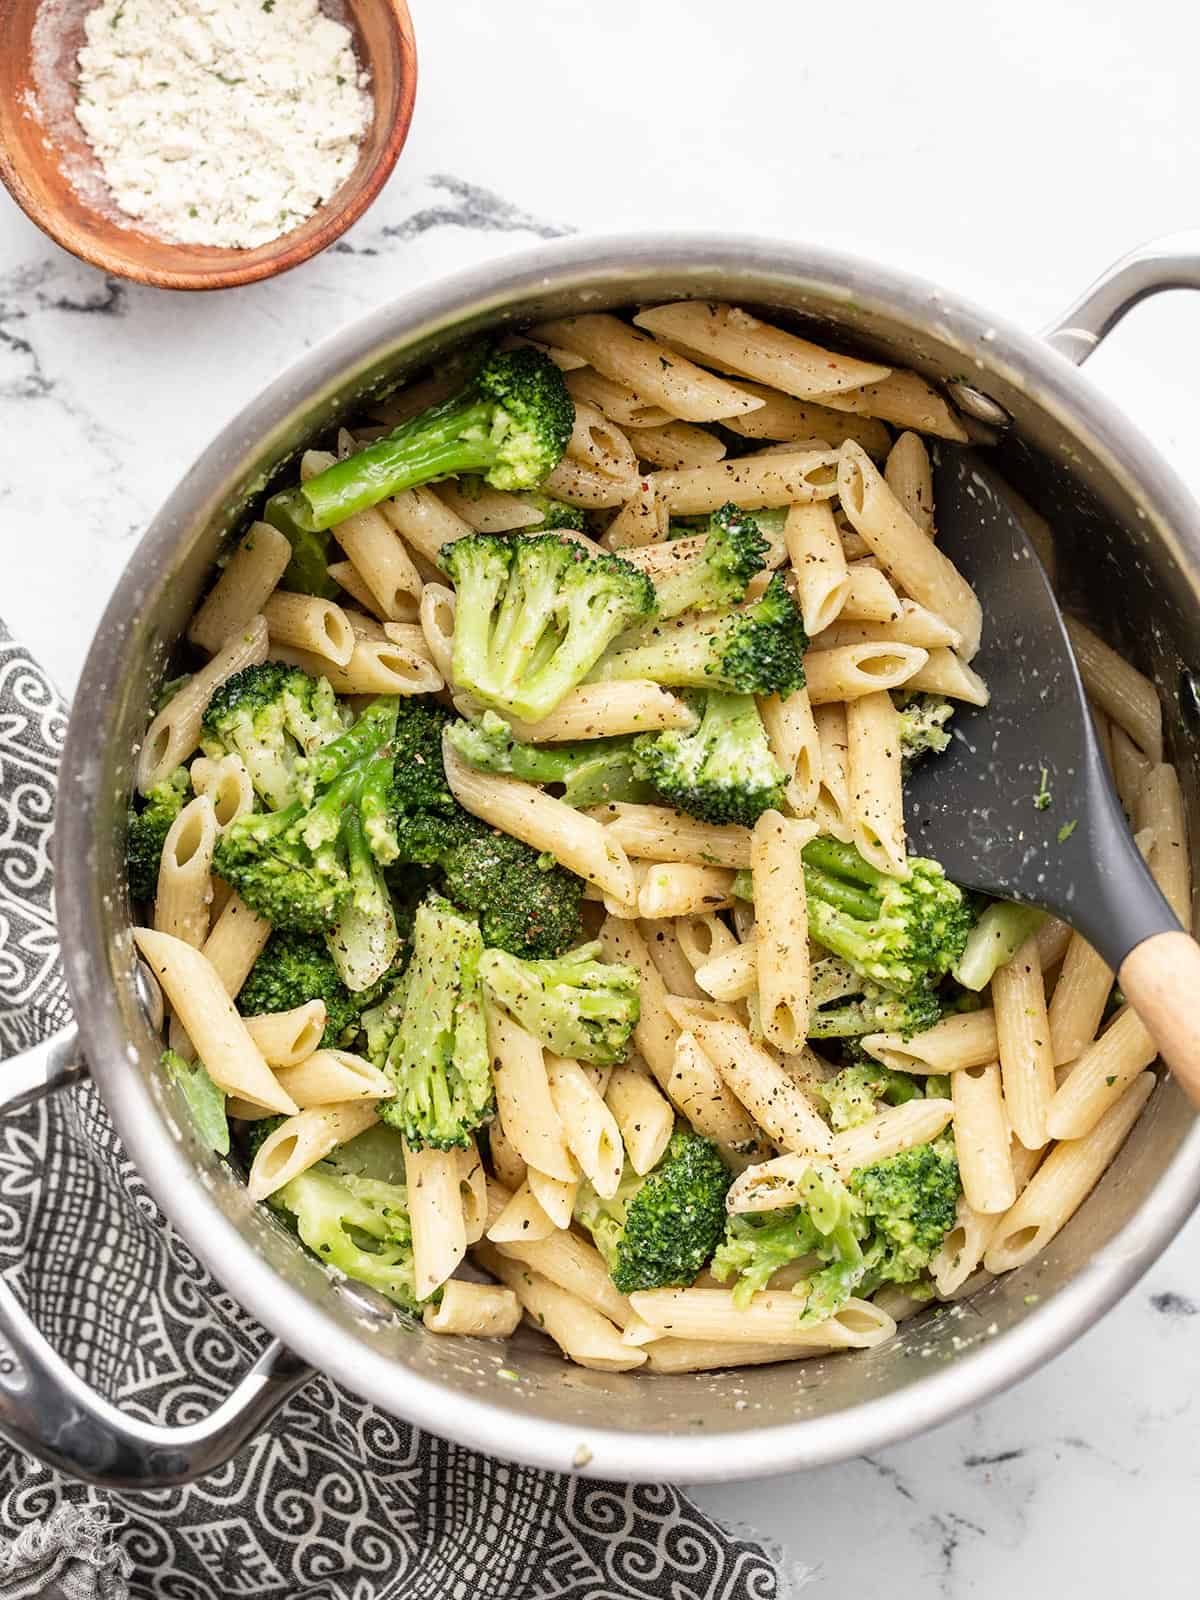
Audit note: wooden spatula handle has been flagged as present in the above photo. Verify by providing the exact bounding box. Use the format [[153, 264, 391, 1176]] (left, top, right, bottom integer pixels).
[[1118, 932, 1200, 1108]]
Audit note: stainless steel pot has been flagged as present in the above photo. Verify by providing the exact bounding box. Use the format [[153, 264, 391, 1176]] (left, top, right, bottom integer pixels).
[[7, 232, 1200, 1488]]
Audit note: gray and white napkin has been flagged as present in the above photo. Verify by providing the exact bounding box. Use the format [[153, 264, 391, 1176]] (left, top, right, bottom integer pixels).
[[0, 616, 783, 1598]]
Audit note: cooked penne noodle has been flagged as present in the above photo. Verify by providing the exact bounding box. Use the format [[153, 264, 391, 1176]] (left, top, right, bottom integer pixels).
[[812, 369, 969, 442], [810, 603, 962, 653], [1047, 935, 1112, 1065], [405, 1140, 468, 1300], [565, 367, 673, 430], [189, 753, 254, 832], [138, 616, 269, 793], [1136, 763, 1191, 925], [641, 918, 705, 1000], [694, 940, 757, 1002], [752, 812, 816, 1051], [475, 1245, 646, 1371], [638, 863, 736, 918], [1045, 1006, 1157, 1141], [605, 1064, 675, 1175], [785, 502, 850, 637], [526, 1165, 578, 1229], [274, 1048, 393, 1107], [804, 642, 927, 704], [417, 583, 457, 683], [903, 648, 990, 706], [845, 690, 906, 876], [546, 1053, 624, 1199], [530, 313, 763, 423], [812, 702, 853, 842], [829, 1097, 954, 1174], [134, 928, 295, 1114], [986, 1073, 1155, 1273], [595, 803, 753, 869], [486, 1179, 557, 1244], [154, 796, 217, 948], [501, 682, 692, 742], [458, 1138, 488, 1246], [270, 637, 441, 697], [262, 590, 354, 667], [604, 478, 667, 549], [649, 450, 840, 514], [863, 1009, 998, 1074], [422, 1280, 522, 1338], [667, 1031, 761, 1151], [838, 562, 903, 623], [675, 912, 740, 971], [628, 1287, 895, 1348], [931, 1142, 1042, 1296], [486, 1006, 576, 1182], [543, 455, 636, 508], [1035, 915, 1074, 973], [625, 421, 727, 469], [200, 891, 272, 1000], [327, 560, 384, 618], [330, 505, 424, 622], [992, 936, 1057, 1149], [379, 485, 474, 567], [487, 1115, 527, 1192], [247, 1101, 377, 1200], [633, 302, 890, 399], [243, 1001, 327, 1068], [1111, 724, 1152, 818], [884, 431, 935, 535], [675, 1012, 831, 1154], [1064, 616, 1162, 763], [435, 481, 543, 532], [488, 1187, 640, 1330], [838, 443, 981, 658], [720, 381, 892, 457], [445, 740, 637, 908], [566, 400, 639, 484], [758, 687, 820, 817], [188, 524, 291, 655], [643, 1337, 838, 1373], [952, 1064, 1016, 1213]]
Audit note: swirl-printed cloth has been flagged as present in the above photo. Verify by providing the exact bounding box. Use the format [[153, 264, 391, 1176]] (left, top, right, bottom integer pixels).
[[0, 616, 784, 1599]]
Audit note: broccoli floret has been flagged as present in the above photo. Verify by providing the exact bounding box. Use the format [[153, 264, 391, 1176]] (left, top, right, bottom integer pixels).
[[575, 1129, 730, 1293], [653, 503, 770, 620], [444, 711, 653, 807], [269, 1154, 421, 1309], [590, 573, 807, 696], [479, 940, 640, 1067], [126, 766, 191, 901], [201, 661, 348, 811], [265, 348, 574, 553], [894, 691, 955, 776], [239, 930, 388, 1048], [631, 691, 785, 827], [801, 837, 972, 994], [442, 533, 657, 723], [712, 1139, 959, 1320], [377, 894, 492, 1150], [214, 698, 399, 970], [808, 972, 943, 1041], [441, 827, 583, 958], [819, 1062, 924, 1130]]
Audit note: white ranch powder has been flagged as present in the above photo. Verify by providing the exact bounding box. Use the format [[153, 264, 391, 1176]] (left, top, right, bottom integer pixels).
[[74, 0, 372, 249]]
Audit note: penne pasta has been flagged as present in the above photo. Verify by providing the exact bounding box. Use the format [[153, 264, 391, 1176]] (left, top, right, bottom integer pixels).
[[565, 367, 673, 430], [1047, 935, 1112, 1065], [884, 431, 935, 535], [811, 369, 969, 442], [628, 1287, 895, 1348], [526, 1165, 578, 1230], [694, 939, 757, 1002], [812, 702, 853, 843], [423, 1280, 522, 1339], [902, 648, 989, 706], [751, 811, 816, 1051], [379, 484, 474, 567], [649, 450, 840, 514], [405, 1140, 468, 1300], [720, 381, 892, 457], [863, 1009, 998, 1075], [546, 1053, 624, 1199], [247, 1101, 378, 1200], [503, 682, 693, 742], [274, 1048, 393, 1107], [595, 803, 753, 869], [262, 590, 355, 667], [804, 643, 927, 704], [758, 687, 821, 817], [605, 1064, 675, 1176], [243, 1002, 327, 1068], [810, 603, 962, 653], [845, 690, 906, 876], [435, 481, 543, 532], [154, 796, 217, 948], [486, 1179, 557, 1244], [199, 891, 272, 1000], [138, 616, 269, 793], [485, 1006, 576, 1182], [675, 912, 740, 971], [952, 1064, 1016, 1213], [271, 635, 441, 697], [188, 524, 291, 655], [1045, 1006, 1157, 1142], [625, 421, 727, 470], [1064, 616, 1162, 763], [475, 1245, 646, 1371], [638, 863, 736, 919], [189, 753, 254, 833], [838, 562, 903, 624], [785, 502, 851, 637], [1136, 763, 1191, 926], [674, 1012, 831, 1154], [641, 918, 705, 1000], [327, 560, 385, 619], [991, 936, 1057, 1149]]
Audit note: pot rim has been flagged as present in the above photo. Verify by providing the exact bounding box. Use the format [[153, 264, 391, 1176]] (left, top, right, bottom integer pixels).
[[57, 231, 1200, 1481]]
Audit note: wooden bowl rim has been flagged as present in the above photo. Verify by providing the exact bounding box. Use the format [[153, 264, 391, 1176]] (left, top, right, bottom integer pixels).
[[0, 0, 417, 291]]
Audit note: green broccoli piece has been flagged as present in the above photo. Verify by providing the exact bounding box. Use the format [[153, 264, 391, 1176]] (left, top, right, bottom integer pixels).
[[894, 691, 955, 776], [479, 941, 640, 1067], [201, 661, 348, 811], [161, 1048, 229, 1155], [265, 348, 574, 551], [575, 1129, 731, 1293], [442, 533, 657, 723], [126, 766, 191, 901], [800, 837, 972, 994], [819, 1062, 924, 1131], [590, 572, 807, 697], [850, 1135, 961, 1289], [444, 711, 653, 807], [808, 969, 943, 1041], [377, 894, 492, 1150], [441, 828, 584, 958], [631, 691, 785, 827], [653, 503, 770, 620], [952, 899, 1047, 991], [238, 930, 388, 1048]]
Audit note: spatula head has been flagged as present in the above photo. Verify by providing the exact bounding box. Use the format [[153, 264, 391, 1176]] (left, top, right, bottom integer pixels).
[[903, 450, 1174, 970]]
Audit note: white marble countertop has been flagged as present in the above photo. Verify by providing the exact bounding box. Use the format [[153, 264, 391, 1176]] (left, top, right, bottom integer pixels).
[[3, 0, 1199, 1591]]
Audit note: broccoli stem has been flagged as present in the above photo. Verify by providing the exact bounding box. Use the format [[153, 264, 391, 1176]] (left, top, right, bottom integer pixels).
[[953, 901, 1046, 991]]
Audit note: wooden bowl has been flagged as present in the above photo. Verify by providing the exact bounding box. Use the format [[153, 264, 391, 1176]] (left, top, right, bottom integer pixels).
[[0, 0, 417, 290]]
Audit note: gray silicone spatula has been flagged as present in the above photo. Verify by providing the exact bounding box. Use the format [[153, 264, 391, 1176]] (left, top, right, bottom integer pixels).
[[903, 450, 1200, 1109]]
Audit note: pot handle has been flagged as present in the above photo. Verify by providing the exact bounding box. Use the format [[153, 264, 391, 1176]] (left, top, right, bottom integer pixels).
[[0, 1026, 313, 1488], [1044, 231, 1200, 365]]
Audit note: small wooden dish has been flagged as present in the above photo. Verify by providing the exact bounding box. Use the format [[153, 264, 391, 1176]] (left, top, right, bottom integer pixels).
[[0, 0, 417, 291]]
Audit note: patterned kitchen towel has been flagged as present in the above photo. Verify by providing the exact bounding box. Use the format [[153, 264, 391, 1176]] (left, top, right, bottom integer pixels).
[[0, 617, 783, 1599]]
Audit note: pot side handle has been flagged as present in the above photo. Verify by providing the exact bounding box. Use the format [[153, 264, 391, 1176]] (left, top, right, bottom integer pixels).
[[0, 1026, 313, 1488], [1044, 230, 1200, 366]]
